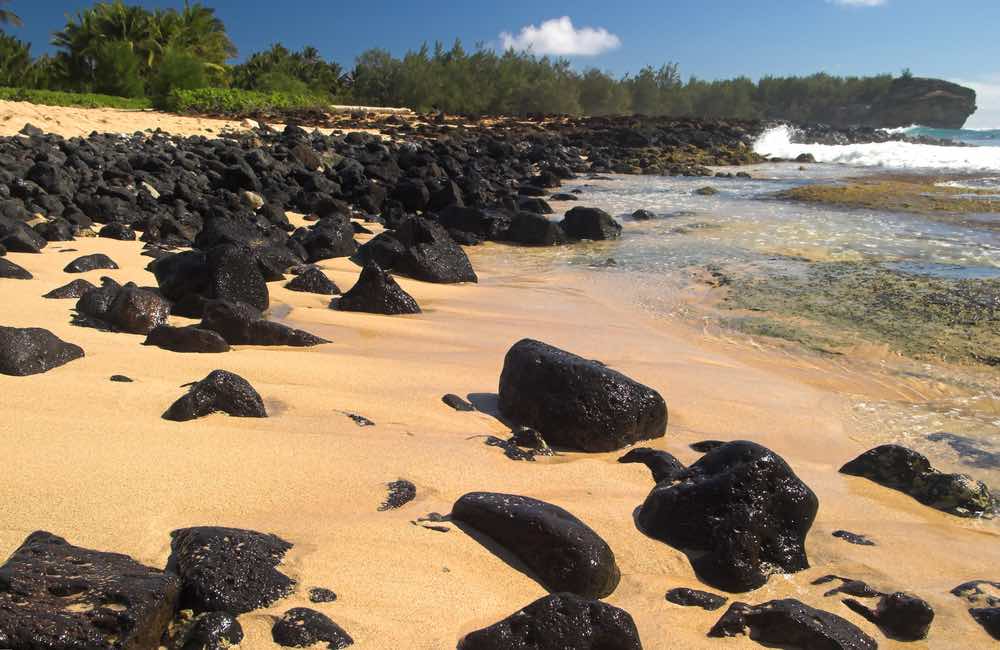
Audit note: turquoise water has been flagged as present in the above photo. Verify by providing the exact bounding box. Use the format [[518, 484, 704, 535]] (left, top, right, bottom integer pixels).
[[903, 126, 1000, 147]]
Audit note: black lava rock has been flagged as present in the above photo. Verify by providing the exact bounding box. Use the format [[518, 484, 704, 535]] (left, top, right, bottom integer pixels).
[[63, 253, 119, 273], [272, 608, 354, 649], [0, 257, 32, 279], [285, 267, 341, 294], [43, 278, 96, 298], [970, 609, 1000, 640], [337, 262, 421, 315], [843, 592, 934, 641], [457, 592, 642, 650], [631, 209, 656, 220], [170, 611, 243, 650], [709, 599, 877, 650], [0, 326, 84, 376], [498, 338, 667, 452], [144, 325, 231, 353], [452, 492, 620, 599], [104, 284, 171, 334], [309, 588, 338, 603], [442, 393, 474, 411], [841, 444, 994, 517], [292, 216, 358, 263], [0, 530, 180, 650], [832, 530, 876, 546], [618, 447, 686, 483], [152, 245, 269, 318], [666, 587, 728, 611], [200, 300, 329, 347], [356, 216, 477, 284], [110, 374, 133, 382], [0, 216, 47, 253], [636, 441, 817, 592], [379, 480, 416, 511], [951, 580, 1000, 640], [561, 207, 622, 240], [504, 212, 566, 246], [167, 526, 294, 614], [163, 369, 267, 421], [99, 222, 137, 240], [34, 218, 75, 242]]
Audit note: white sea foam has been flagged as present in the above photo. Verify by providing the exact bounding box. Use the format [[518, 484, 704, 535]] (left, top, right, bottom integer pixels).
[[753, 125, 1000, 172]]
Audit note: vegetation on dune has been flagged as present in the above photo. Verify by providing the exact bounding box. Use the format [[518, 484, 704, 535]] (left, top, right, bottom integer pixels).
[[163, 87, 328, 115], [0, 86, 151, 109]]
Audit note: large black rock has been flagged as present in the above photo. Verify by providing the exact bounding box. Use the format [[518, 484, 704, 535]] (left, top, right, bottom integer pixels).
[[144, 325, 231, 354], [708, 599, 877, 650], [0, 326, 84, 376], [167, 527, 295, 614], [452, 492, 620, 599], [152, 245, 269, 317], [457, 593, 642, 650], [43, 278, 96, 299], [285, 267, 340, 295], [63, 253, 119, 273], [561, 207, 622, 241], [504, 212, 567, 246], [336, 262, 420, 315], [355, 216, 477, 284], [291, 216, 358, 263], [272, 608, 354, 649], [199, 300, 329, 347], [104, 284, 171, 334], [636, 441, 817, 592], [0, 216, 47, 253], [618, 447, 686, 483], [0, 257, 32, 279], [0, 530, 180, 650], [843, 592, 935, 641], [841, 444, 994, 517], [163, 369, 267, 421], [498, 339, 667, 452]]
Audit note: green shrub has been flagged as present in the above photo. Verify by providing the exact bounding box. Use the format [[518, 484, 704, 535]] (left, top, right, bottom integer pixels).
[[164, 87, 328, 115], [0, 87, 152, 110], [92, 41, 145, 98], [254, 70, 310, 95], [149, 46, 208, 105]]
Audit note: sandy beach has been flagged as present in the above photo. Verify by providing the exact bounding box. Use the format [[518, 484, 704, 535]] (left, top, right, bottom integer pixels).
[[1, 105, 998, 649]]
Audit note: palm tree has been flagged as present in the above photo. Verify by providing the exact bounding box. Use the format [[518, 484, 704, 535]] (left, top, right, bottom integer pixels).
[[0, 0, 22, 29]]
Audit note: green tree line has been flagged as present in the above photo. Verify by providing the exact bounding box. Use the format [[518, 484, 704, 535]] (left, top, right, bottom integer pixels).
[[0, 0, 896, 122]]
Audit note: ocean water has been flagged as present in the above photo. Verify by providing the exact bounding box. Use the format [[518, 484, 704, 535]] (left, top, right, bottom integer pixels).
[[900, 125, 1000, 146]]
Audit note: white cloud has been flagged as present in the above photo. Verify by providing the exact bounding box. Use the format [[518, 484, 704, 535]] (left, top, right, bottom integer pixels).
[[828, 0, 887, 6], [951, 77, 1000, 129], [499, 17, 621, 56]]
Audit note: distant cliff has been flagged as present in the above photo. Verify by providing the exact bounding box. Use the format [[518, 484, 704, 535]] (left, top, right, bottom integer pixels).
[[833, 77, 977, 129]]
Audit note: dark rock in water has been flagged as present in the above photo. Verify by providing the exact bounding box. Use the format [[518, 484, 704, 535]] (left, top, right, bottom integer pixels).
[[795, 153, 817, 163], [504, 212, 567, 246], [0, 216, 47, 253], [379, 480, 416, 511], [690, 440, 726, 453], [64, 253, 119, 273], [952, 581, 1000, 640], [666, 587, 728, 611], [452, 491, 621, 599], [709, 599, 876, 650], [99, 222, 137, 241], [550, 193, 578, 201], [695, 186, 719, 196], [442, 393, 474, 411], [110, 374, 133, 382], [105, 284, 171, 334], [169, 611, 243, 650], [200, 300, 328, 347], [927, 432, 1000, 469], [636, 441, 817, 592], [457, 592, 642, 650], [163, 369, 267, 421], [337, 262, 420, 315], [344, 412, 375, 427], [43, 278, 95, 298], [0, 530, 180, 650], [618, 447, 686, 483], [561, 207, 622, 241], [285, 267, 340, 295], [509, 426, 553, 455], [631, 209, 655, 220], [832, 530, 876, 546], [840, 444, 994, 517], [145, 325, 231, 354], [0, 326, 84, 376], [168, 526, 294, 614], [812, 575, 879, 598], [272, 608, 354, 649], [498, 338, 667, 452], [518, 197, 553, 214], [0, 257, 32, 279], [309, 587, 338, 604], [843, 592, 935, 641], [484, 435, 540, 461]]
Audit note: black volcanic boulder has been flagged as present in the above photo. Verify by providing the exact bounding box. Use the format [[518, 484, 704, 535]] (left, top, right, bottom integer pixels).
[[43, 278, 95, 299], [666, 587, 728, 611], [561, 207, 622, 241], [199, 300, 329, 347], [337, 262, 420, 315], [291, 216, 358, 263], [272, 608, 354, 649], [207, 244, 270, 312], [163, 369, 267, 421], [498, 339, 667, 452], [504, 212, 567, 246], [99, 222, 137, 241], [951, 581, 1000, 640], [168, 611, 243, 650], [34, 218, 75, 242], [618, 448, 686, 483], [0, 531, 180, 650], [843, 592, 934, 641], [0, 257, 32, 279], [64, 253, 119, 273], [0, 216, 47, 253], [0, 326, 84, 376], [436, 205, 512, 240], [457, 593, 642, 650], [144, 325, 231, 354], [152, 245, 268, 318], [167, 527, 294, 614], [285, 267, 341, 295], [104, 284, 171, 334], [74, 277, 121, 324], [452, 492, 621, 599], [356, 216, 477, 284], [841, 444, 994, 517], [635, 441, 818, 592], [631, 209, 655, 221], [391, 177, 430, 212], [709, 599, 876, 650]]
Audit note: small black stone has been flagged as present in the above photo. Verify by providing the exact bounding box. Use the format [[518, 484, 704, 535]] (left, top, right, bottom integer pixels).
[[64, 253, 119, 273], [379, 480, 416, 511], [272, 608, 353, 649], [843, 592, 935, 642], [111, 375, 134, 383], [344, 412, 374, 427], [666, 587, 728, 611], [442, 393, 474, 411], [309, 587, 338, 604], [170, 611, 243, 650], [833, 530, 876, 546]]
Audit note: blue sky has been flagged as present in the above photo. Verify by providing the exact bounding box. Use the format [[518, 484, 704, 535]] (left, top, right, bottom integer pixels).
[[6, 0, 999, 126]]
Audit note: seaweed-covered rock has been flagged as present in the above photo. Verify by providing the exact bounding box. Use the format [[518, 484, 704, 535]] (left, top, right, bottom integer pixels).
[[498, 338, 667, 452], [0, 257, 32, 279], [618, 448, 686, 483], [843, 592, 934, 641], [167, 527, 294, 614], [561, 207, 622, 241], [0, 530, 180, 650], [0, 326, 84, 376], [452, 492, 620, 599], [457, 593, 642, 650], [144, 325, 231, 353], [709, 599, 877, 650], [666, 587, 727, 611], [272, 608, 353, 649], [841, 444, 994, 517], [43, 278, 95, 299], [199, 300, 328, 347], [636, 441, 817, 592], [285, 267, 340, 295], [337, 262, 420, 315], [163, 369, 267, 421], [64, 253, 119, 273], [169, 611, 243, 650]]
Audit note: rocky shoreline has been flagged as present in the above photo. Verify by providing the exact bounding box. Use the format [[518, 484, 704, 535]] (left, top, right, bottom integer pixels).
[[1, 112, 999, 648]]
